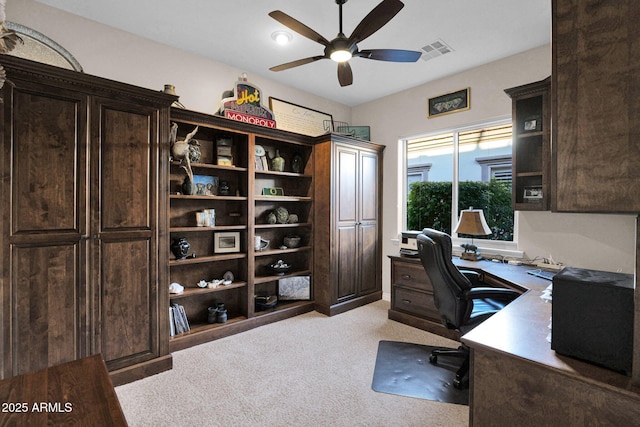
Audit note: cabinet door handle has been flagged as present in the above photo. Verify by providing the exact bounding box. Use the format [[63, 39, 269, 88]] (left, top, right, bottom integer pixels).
[[402, 299, 412, 305], [401, 274, 412, 280]]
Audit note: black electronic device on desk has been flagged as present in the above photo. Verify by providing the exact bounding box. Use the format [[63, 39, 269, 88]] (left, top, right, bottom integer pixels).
[[551, 267, 634, 376]]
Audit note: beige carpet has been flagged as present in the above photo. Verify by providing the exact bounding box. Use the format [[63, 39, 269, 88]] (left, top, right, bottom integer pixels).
[[116, 300, 469, 427]]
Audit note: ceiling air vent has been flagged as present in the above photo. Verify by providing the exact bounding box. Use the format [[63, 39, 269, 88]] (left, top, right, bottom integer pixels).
[[420, 39, 454, 61]]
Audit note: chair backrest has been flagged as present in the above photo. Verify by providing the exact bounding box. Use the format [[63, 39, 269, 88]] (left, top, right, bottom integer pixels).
[[417, 228, 473, 330]]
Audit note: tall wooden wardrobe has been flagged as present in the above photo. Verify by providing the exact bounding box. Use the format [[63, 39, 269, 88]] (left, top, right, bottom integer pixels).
[[313, 134, 384, 316], [0, 56, 175, 385]]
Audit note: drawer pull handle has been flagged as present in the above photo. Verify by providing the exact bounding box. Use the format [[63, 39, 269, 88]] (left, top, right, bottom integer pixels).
[[401, 274, 412, 280], [402, 299, 412, 304]]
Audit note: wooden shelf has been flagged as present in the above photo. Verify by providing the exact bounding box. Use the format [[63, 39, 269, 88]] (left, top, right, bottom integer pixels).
[[254, 269, 312, 284], [169, 253, 247, 266], [170, 315, 248, 340], [517, 131, 544, 138], [254, 246, 312, 257], [254, 222, 312, 229], [169, 281, 247, 299], [170, 194, 248, 201], [516, 171, 543, 177], [171, 160, 248, 173], [253, 300, 315, 318], [169, 225, 247, 233], [256, 170, 311, 178], [254, 195, 312, 202]]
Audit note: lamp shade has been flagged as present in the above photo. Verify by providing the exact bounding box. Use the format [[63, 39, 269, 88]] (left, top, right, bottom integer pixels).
[[454, 208, 492, 236]]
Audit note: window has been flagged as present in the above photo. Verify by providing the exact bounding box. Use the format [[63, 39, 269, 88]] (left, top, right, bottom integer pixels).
[[405, 121, 514, 242]]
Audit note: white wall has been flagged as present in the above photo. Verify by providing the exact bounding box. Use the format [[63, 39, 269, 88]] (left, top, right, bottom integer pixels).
[[8, 1, 636, 299], [351, 44, 637, 297], [6, 0, 352, 123]]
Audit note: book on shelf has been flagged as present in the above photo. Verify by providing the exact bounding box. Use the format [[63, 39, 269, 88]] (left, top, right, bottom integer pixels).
[[169, 307, 176, 336], [171, 303, 190, 335]]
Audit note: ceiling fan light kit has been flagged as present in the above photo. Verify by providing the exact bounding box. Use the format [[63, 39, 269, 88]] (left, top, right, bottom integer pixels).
[[269, 0, 421, 87]]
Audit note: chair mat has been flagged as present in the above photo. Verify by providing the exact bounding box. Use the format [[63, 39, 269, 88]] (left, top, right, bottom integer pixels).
[[371, 340, 469, 405]]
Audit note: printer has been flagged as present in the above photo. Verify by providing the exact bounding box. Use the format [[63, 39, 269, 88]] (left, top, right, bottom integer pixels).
[[399, 231, 421, 257]]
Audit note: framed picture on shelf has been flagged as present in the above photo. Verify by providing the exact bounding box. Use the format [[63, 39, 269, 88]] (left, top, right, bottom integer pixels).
[[262, 187, 284, 196], [278, 275, 311, 300], [523, 186, 543, 201], [255, 144, 268, 171], [214, 232, 241, 253], [523, 115, 542, 132], [193, 175, 219, 196]]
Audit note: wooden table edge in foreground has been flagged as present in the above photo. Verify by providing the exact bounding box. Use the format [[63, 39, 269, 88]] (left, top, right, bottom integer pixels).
[[0, 354, 127, 426]]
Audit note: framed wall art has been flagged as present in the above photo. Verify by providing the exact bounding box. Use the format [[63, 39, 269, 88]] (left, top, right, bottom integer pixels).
[[428, 88, 470, 118], [268, 97, 333, 137]]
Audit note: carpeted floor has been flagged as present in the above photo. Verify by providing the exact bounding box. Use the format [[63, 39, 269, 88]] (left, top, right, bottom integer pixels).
[[116, 300, 469, 427]]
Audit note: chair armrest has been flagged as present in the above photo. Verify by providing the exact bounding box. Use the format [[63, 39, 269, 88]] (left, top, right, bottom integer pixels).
[[460, 269, 481, 286], [466, 287, 521, 302]]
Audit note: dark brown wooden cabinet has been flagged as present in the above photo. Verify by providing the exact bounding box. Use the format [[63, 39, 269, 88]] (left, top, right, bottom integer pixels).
[[0, 56, 174, 385], [314, 135, 383, 316], [553, 0, 640, 213], [388, 255, 458, 340], [505, 77, 551, 211]]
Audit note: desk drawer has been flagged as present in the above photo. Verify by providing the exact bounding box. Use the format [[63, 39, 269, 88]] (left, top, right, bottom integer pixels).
[[392, 261, 433, 292], [392, 286, 440, 320]]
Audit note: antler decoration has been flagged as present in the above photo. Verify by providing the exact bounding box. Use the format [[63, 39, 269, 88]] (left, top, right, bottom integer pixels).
[[170, 123, 199, 194]]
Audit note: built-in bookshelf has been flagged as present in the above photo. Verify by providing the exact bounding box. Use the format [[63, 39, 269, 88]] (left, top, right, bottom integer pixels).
[[167, 108, 316, 351]]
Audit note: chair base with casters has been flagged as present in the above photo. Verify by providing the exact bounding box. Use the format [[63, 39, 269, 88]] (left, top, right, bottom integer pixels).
[[429, 345, 470, 389]]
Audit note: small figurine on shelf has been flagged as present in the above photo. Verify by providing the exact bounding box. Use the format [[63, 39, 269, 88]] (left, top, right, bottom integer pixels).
[[218, 180, 231, 196], [171, 237, 196, 260], [271, 149, 285, 172], [291, 152, 303, 173]]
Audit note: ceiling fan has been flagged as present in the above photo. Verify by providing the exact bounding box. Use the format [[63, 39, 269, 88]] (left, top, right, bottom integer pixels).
[[269, 0, 422, 87]]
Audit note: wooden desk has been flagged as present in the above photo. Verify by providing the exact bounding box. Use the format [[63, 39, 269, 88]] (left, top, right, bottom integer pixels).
[[455, 259, 640, 426], [0, 354, 127, 426]]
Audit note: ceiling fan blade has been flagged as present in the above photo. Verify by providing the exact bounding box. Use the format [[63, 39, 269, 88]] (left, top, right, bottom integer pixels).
[[270, 56, 326, 72], [269, 10, 330, 46], [356, 49, 422, 62], [348, 0, 404, 45], [337, 62, 353, 87]]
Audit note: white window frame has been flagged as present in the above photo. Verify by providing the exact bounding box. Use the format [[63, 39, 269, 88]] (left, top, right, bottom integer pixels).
[[400, 118, 522, 258]]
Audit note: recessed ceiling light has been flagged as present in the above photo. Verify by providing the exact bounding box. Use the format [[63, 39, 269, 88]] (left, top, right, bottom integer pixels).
[[271, 31, 292, 45]]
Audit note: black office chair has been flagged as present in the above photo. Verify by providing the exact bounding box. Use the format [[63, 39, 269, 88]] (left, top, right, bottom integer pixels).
[[417, 228, 520, 388]]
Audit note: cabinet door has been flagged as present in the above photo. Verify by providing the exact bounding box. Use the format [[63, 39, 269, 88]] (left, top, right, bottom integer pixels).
[[553, 0, 640, 212], [91, 97, 161, 371], [358, 150, 379, 294], [1, 83, 89, 377], [335, 145, 358, 301]]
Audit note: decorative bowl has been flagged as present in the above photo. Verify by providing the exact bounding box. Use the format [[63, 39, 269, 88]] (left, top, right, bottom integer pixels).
[[283, 235, 301, 248], [269, 259, 291, 275], [255, 295, 278, 311]]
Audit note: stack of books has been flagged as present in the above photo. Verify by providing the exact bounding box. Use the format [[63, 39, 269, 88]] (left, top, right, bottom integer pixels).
[[169, 304, 190, 336]]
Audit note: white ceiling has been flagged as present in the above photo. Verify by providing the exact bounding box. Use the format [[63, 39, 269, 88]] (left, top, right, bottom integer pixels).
[[35, 0, 551, 106]]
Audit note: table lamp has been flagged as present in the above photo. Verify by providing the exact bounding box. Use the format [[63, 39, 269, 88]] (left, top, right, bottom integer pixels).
[[454, 207, 492, 261]]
